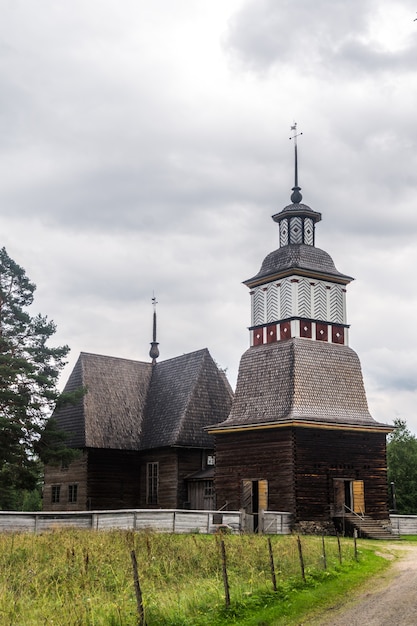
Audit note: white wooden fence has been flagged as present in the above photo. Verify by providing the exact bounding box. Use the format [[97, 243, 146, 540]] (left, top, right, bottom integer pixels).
[[0, 509, 293, 535], [390, 514, 417, 535]]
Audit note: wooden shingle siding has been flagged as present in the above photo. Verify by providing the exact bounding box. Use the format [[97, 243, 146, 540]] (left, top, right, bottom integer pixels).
[[213, 339, 387, 431], [244, 243, 351, 287]]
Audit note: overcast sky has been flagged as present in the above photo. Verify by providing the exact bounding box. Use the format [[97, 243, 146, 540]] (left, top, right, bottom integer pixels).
[[1, 0, 417, 431]]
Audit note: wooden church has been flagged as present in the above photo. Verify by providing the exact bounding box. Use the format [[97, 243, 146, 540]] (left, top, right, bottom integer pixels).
[[43, 305, 233, 512], [44, 125, 393, 533], [210, 127, 393, 530]]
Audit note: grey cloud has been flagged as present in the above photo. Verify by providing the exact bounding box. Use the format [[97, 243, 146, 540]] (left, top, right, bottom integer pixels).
[[226, 0, 417, 78]]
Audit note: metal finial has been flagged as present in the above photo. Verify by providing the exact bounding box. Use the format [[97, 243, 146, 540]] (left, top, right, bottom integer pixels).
[[289, 123, 303, 203], [149, 293, 159, 365]]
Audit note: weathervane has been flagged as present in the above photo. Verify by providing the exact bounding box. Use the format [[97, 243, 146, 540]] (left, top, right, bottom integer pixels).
[[289, 122, 303, 204], [149, 292, 160, 365]]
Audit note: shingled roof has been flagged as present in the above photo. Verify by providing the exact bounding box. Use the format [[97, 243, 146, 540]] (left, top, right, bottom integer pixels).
[[141, 349, 233, 449], [244, 244, 353, 286], [210, 338, 389, 432], [52, 349, 233, 451]]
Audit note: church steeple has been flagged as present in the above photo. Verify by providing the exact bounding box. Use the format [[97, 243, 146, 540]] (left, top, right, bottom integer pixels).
[[290, 122, 303, 204], [244, 125, 353, 348], [272, 124, 321, 248], [149, 294, 160, 365]]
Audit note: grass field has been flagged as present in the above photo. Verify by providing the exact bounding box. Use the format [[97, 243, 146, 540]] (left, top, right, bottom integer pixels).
[[0, 530, 392, 625]]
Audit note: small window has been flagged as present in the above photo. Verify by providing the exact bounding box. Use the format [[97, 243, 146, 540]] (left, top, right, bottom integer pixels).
[[207, 455, 215, 466], [147, 462, 159, 505], [204, 480, 214, 498], [68, 484, 78, 503], [51, 485, 61, 503]]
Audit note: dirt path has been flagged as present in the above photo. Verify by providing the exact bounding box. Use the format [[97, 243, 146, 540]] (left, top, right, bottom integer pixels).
[[306, 543, 417, 626]]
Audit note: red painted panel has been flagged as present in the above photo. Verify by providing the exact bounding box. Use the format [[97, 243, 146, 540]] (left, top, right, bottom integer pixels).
[[253, 328, 264, 346], [266, 324, 277, 343], [280, 321, 291, 340], [316, 323, 328, 342], [332, 325, 345, 344], [300, 320, 312, 338]]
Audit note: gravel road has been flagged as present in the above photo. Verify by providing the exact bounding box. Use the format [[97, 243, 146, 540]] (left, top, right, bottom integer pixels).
[[306, 543, 417, 626]]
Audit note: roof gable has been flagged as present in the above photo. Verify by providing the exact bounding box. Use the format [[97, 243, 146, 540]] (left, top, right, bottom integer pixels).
[[53, 353, 152, 450], [141, 349, 233, 449]]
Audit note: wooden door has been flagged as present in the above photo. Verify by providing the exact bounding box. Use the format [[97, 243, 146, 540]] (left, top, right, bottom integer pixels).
[[242, 479, 253, 513], [334, 480, 345, 515], [258, 480, 268, 512], [352, 480, 365, 514]]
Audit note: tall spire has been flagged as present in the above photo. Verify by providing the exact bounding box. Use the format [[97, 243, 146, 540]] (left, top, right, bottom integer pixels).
[[289, 122, 303, 204], [149, 294, 160, 365]]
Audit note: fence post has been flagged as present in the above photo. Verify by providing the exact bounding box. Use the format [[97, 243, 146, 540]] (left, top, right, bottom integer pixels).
[[321, 533, 327, 570], [336, 533, 342, 564], [268, 537, 277, 592], [131, 549, 146, 626], [353, 528, 358, 561], [220, 538, 231, 608], [297, 535, 306, 583]]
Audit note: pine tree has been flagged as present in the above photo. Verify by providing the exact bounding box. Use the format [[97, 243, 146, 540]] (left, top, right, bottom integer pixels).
[[0, 247, 73, 509]]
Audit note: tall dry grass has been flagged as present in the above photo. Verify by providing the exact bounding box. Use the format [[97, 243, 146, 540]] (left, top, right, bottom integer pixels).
[[0, 530, 358, 625]]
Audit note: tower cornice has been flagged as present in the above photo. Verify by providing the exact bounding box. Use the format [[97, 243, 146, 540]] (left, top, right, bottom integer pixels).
[[244, 267, 353, 289]]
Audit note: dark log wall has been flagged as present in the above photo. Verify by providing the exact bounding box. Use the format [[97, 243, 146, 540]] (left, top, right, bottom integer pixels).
[[214, 428, 295, 512], [177, 449, 209, 507], [139, 449, 178, 508], [214, 426, 389, 521], [44, 446, 214, 511], [294, 428, 390, 520], [43, 453, 88, 511], [139, 448, 211, 508], [87, 449, 140, 510]]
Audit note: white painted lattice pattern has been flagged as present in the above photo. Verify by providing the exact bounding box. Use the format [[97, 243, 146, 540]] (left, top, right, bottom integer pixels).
[[289, 216, 303, 244], [280, 279, 292, 319], [304, 218, 314, 246], [329, 284, 344, 323], [266, 284, 279, 322], [279, 219, 289, 247], [253, 288, 265, 326], [313, 282, 327, 321], [298, 278, 312, 318]]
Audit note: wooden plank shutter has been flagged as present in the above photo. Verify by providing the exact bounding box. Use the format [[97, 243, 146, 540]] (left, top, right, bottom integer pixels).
[[242, 480, 253, 513], [352, 480, 365, 514], [258, 480, 268, 511]]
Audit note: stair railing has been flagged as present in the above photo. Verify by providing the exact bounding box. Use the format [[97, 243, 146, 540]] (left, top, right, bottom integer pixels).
[[344, 504, 365, 521], [343, 504, 365, 537]]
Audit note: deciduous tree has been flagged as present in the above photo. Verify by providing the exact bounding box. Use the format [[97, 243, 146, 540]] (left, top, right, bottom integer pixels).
[[387, 418, 417, 514]]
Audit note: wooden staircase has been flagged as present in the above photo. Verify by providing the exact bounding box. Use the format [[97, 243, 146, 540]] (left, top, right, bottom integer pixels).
[[342, 513, 400, 540]]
